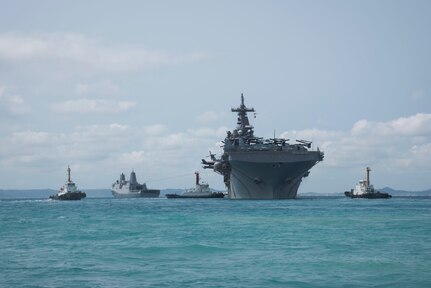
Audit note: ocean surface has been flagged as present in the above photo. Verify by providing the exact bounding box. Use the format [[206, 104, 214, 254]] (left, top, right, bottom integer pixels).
[[1, 197, 430, 288]]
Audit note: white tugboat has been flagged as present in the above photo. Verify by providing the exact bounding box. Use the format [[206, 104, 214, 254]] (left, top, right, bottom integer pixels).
[[344, 167, 391, 199], [166, 172, 224, 199], [50, 166, 86, 200], [111, 171, 160, 198]]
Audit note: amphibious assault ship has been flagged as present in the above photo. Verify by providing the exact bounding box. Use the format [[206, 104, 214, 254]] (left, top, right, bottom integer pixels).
[[111, 171, 160, 198], [202, 94, 324, 199]]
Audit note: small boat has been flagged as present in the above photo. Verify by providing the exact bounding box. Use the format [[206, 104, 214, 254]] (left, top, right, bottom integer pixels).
[[50, 166, 86, 200], [111, 171, 160, 198], [166, 172, 225, 199], [344, 167, 391, 199]]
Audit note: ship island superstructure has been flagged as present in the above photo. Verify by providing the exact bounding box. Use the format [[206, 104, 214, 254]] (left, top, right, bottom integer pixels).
[[202, 94, 324, 199], [111, 171, 160, 198]]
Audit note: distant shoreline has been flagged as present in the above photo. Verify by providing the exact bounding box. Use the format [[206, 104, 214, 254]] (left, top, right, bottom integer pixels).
[[1, 188, 430, 200], [0, 188, 184, 199]]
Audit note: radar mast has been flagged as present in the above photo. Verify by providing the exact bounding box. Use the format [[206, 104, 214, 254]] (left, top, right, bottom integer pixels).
[[67, 165, 71, 182], [231, 93, 255, 137]]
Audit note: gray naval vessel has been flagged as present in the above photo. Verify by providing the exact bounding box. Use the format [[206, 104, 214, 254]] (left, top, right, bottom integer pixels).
[[202, 94, 324, 199], [111, 171, 160, 198]]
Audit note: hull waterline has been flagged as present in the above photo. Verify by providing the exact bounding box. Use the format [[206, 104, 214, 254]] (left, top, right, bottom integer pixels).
[[228, 159, 318, 199], [111, 189, 160, 198]]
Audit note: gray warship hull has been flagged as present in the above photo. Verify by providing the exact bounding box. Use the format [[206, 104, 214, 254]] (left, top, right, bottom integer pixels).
[[111, 189, 160, 198], [166, 192, 224, 199], [228, 151, 322, 199]]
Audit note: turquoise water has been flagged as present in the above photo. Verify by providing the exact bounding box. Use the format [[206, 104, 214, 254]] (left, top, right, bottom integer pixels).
[[1, 197, 430, 287]]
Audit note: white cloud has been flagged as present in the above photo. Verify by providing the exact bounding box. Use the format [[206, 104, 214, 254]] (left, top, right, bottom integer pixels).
[[10, 130, 52, 144], [410, 89, 425, 101], [281, 128, 342, 145], [0, 32, 207, 74], [142, 132, 197, 151], [0, 130, 63, 171], [195, 111, 220, 123], [187, 127, 228, 138], [74, 81, 123, 96], [282, 113, 431, 170], [2, 113, 430, 190], [143, 124, 168, 135], [0, 123, 226, 188], [351, 114, 431, 137], [0, 85, 31, 115], [73, 123, 129, 138], [117, 150, 148, 167], [51, 98, 135, 113]]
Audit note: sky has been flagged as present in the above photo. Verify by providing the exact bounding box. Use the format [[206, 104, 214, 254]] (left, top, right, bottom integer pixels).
[[0, 0, 430, 193]]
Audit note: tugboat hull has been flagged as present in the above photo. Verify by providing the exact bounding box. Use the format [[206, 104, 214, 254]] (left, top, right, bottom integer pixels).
[[49, 191, 86, 200], [344, 191, 391, 199], [166, 192, 225, 199]]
